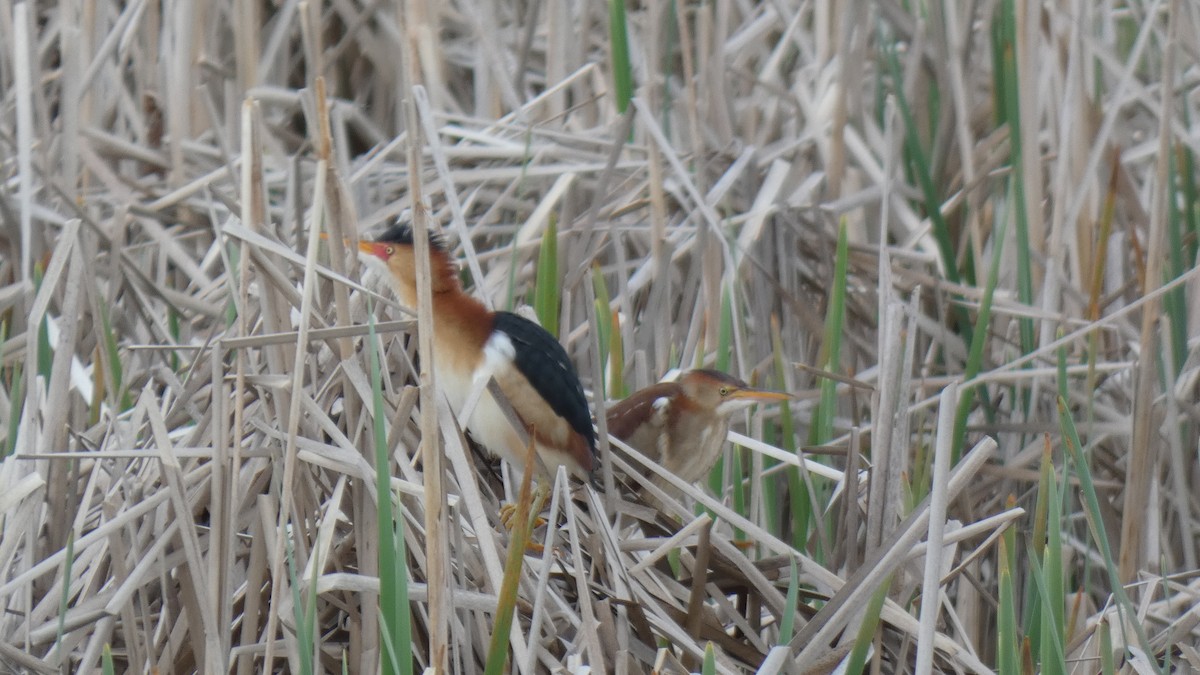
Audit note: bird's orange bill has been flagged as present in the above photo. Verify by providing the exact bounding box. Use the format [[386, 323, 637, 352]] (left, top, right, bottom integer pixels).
[[727, 388, 792, 402], [318, 232, 389, 259], [356, 240, 389, 259]]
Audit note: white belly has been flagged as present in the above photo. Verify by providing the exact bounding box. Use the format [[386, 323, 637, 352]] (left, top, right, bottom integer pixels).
[[434, 334, 575, 480]]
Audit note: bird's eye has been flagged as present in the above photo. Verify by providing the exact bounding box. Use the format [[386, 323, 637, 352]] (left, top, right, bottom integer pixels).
[[385, 246, 395, 255], [719, 387, 729, 396]]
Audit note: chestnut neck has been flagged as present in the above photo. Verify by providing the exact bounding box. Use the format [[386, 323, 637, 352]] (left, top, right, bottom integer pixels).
[[391, 252, 492, 347]]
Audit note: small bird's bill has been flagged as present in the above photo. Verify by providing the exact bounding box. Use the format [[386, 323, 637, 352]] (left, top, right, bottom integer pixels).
[[317, 232, 390, 260], [356, 240, 389, 258]]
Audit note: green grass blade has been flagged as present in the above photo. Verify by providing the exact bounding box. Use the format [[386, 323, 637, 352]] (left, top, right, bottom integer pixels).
[[952, 193, 1009, 462], [484, 544, 526, 674], [484, 446, 539, 675], [607, 307, 627, 399], [715, 285, 733, 372], [1085, 161, 1120, 439], [1021, 435, 1056, 640], [1177, 122, 1199, 263], [534, 216, 559, 338], [1038, 449, 1066, 675], [996, 0, 1034, 356], [881, 40, 966, 289], [33, 262, 53, 381], [730, 444, 746, 538], [810, 220, 849, 445], [1057, 349, 1160, 671], [102, 644, 115, 675], [700, 642, 717, 675], [608, 0, 633, 114], [1165, 144, 1188, 376], [767, 316, 800, 540], [793, 220, 849, 561], [1099, 617, 1116, 675], [96, 296, 132, 412], [1025, 542, 1066, 674], [997, 498, 1019, 675], [168, 307, 182, 372], [845, 574, 892, 674], [591, 264, 613, 401], [778, 558, 800, 644], [370, 302, 412, 674], [286, 535, 314, 675], [307, 547, 321, 671], [767, 322, 809, 548]]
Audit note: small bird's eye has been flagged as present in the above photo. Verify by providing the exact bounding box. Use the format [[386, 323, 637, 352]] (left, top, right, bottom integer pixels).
[[719, 387, 729, 396], [385, 246, 395, 255]]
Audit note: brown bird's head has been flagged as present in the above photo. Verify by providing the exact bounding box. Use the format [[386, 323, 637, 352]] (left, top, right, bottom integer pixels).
[[357, 223, 459, 299], [678, 369, 791, 416]]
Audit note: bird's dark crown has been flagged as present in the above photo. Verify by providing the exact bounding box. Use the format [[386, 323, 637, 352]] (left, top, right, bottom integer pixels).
[[691, 369, 750, 388], [374, 221, 447, 253]]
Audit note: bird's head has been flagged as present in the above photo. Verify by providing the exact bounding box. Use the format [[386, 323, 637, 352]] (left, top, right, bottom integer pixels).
[[357, 222, 458, 296], [679, 369, 791, 417]]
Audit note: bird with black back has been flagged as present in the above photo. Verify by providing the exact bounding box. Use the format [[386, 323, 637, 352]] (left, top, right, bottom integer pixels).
[[355, 222, 598, 526]]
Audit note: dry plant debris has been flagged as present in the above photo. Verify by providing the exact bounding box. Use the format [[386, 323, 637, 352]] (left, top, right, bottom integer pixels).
[[1, 1, 1198, 673]]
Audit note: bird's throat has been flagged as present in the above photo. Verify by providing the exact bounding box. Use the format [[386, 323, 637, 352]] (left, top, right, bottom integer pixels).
[[401, 286, 494, 361]]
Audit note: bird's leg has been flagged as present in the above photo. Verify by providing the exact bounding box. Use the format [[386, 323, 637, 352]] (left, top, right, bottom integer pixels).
[[528, 480, 551, 525], [497, 480, 554, 555], [522, 481, 555, 554], [498, 480, 550, 531], [497, 502, 517, 529]]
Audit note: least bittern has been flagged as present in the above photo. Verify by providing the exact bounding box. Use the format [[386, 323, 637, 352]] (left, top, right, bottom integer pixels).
[[355, 223, 598, 496], [607, 369, 789, 486]]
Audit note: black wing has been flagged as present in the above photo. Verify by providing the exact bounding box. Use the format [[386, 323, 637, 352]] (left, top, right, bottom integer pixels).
[[492, 311, 597, 462]]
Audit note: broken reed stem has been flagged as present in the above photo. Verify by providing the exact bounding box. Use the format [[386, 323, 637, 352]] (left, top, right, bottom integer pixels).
[[405, 80, 450, 669], [484, 437, 539, 675]]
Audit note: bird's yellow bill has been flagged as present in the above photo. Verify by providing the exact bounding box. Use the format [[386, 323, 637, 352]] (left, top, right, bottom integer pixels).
[[317, 232, 389, 259], [728, 388, 792, 402], [356, 240, 389, 258]]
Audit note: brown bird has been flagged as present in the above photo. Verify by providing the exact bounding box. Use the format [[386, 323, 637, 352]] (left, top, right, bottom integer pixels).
[[607, 369, 789, 486], [355, 223, 598, 488]]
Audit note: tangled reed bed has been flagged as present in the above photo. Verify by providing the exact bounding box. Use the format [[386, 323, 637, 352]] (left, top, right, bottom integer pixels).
[[1, 1, 1199, 673]]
